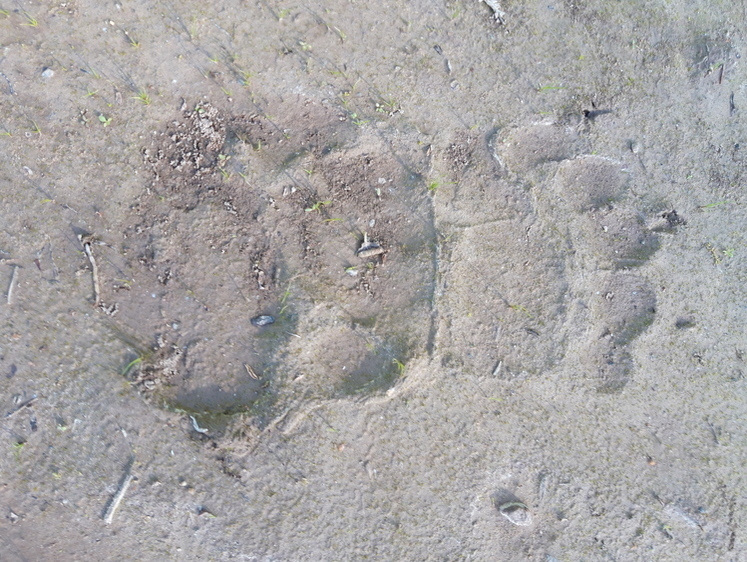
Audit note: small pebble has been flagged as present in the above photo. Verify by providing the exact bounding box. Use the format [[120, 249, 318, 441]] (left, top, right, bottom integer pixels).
[[498, 501, 532, 526], [41, 68, 54, 79], [356, 244, 384, 259], [251, 314, 275, 327]]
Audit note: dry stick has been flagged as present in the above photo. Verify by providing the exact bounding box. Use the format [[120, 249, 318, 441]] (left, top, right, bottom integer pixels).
[[82, 240, 101, 307], [103, 457, 135, 525], [4, 395, 37, 419], [6, 265, 18, 305]]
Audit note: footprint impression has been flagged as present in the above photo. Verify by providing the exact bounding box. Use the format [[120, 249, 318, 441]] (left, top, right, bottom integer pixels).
[[436, 122, 661, 391], [545, 152, 659, 391], [102, 97, 436, 426]]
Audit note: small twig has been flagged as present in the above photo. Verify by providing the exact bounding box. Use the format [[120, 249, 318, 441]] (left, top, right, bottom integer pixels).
[[4, 395, 37, 418], [80, 236, 101, 306], [103, 457, 135, 525], [705, 417, 721, 445], [492, 360, 503, 377], [244, 363, 260, 380], [43, 237, 60, 282], [6, 264, 18, 305], [190, 415, 209, 434]]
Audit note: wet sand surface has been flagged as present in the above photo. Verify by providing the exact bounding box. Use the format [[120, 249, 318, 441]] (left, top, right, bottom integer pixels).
[[1, 1, 746, 560]]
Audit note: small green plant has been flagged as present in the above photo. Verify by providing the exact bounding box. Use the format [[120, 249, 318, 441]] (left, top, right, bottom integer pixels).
[[29, 119, 41, 134], [509, 303, 532, 318], [123, 29, 140, 48], [21, 12, 38, 27], [85, 87, 98, 97], [349, 112, 368, 126], [238, 69, 253, 87], [0, 9, 10, 18], [278, 284, 292, 316], [98, 114, 112, 127], [114, 278, 132, 289], [331, 25, 346, 42], [12, 441, 25, 460], [375, 98, 400, 115], [537, 83, 563, 92], [217, 154, 231, 179], [281, 285, 291, 304], [698, 201, 731, 210], [84, 65, 101, 79], [133, 90, 151, 105], [706, 243, 722, 264], [706, 243, 736, 264], [305, 200, 330, 213], [122, 356, 143, 376], [426, 178, 455, 194], [338, 90, 352, 107], [277, 8, 291, 20], [392, 358, 406, 375]]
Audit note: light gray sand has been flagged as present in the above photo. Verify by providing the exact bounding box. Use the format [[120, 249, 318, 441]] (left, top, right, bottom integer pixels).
[[1, 1, 746, 560]]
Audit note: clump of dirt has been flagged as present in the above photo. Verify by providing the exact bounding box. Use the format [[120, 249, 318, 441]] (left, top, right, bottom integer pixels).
[[143, 101, 227, 209], [444, 131, 479, 180], [127, 334, 184, 394]]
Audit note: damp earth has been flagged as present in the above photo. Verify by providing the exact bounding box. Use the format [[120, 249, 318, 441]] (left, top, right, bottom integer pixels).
[[1, 1, 746, 560]]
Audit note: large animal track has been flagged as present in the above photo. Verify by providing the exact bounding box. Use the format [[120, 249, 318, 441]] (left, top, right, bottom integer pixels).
[[104, 98, 437, 425], [106, 104, 669, 440], [435, 121, 665, 391], [538, 148, 660, 391]]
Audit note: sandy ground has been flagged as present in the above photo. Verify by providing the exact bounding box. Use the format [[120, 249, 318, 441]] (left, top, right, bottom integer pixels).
[[1, 0, 746, 560]]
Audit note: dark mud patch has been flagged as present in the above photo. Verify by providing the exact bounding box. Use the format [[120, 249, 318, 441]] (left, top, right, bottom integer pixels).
[[102, 97, 436, 422], [143, 101, 228, 210]]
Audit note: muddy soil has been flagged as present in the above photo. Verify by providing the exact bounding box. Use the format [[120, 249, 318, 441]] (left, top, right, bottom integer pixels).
[[1, 1, 746, 560]]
